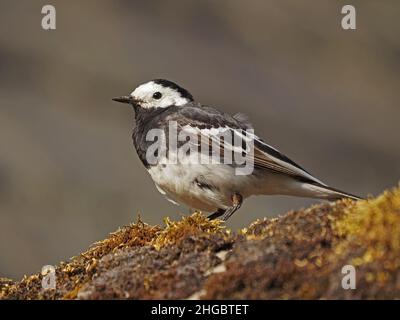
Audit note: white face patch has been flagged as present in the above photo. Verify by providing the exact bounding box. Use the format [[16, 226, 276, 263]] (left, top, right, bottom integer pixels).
[[131, 81, 190, 109]]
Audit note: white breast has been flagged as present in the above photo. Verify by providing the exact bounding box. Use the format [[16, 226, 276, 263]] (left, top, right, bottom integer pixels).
[[147, 152, 259, 212], [146, 154, 302, 212]]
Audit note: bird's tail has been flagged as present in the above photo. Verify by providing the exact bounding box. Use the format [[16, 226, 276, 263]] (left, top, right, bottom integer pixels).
[[303, 182, 363, 201]]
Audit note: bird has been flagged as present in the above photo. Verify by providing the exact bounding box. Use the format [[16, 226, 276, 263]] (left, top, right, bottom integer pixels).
[[112, 79, 362, 221]]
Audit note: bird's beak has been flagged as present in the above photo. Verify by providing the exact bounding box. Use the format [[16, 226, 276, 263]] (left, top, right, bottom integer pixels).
[[112, 95, 133, 104]]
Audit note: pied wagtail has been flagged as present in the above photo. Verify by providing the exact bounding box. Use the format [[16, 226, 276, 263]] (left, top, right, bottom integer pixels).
[[113, 79, 362, 221]]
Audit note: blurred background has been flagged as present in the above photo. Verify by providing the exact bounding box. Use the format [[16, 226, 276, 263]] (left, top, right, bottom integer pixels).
[[0, 0, 399, 279]]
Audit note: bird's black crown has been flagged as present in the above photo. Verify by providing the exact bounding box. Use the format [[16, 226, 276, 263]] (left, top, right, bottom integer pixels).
[[153, 79, 194, 102]]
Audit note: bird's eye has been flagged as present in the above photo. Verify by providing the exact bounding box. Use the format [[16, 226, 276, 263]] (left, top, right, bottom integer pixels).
[[153, 92, 162, 100]]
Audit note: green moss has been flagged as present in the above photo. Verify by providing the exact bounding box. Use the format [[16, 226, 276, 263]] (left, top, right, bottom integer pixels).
[[151, 212, 228, 250], [203, 187, 400, 299], [332, 186, 400, 283], [2, 187, 400, 300], [1, 217, 162, 299]]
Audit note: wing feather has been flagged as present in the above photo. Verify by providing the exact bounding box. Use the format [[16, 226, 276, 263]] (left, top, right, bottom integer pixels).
[[168, 104, 324, 185]]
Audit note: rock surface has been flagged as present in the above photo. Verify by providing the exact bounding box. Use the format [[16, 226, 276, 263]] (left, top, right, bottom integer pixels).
[[1, 187, 400, 300]]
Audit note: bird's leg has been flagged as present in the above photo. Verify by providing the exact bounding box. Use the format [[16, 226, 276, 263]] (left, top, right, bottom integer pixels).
[[207, 208, 225, 220], [220, 193, 243, 221], [207, 193, 243, 221]]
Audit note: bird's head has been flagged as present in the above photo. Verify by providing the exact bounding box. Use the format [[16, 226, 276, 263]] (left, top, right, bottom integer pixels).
[[112, 79, 193, 109]]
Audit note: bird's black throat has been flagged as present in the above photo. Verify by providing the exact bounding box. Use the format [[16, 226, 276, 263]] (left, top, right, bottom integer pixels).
[[132, 106, 173, 168]]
